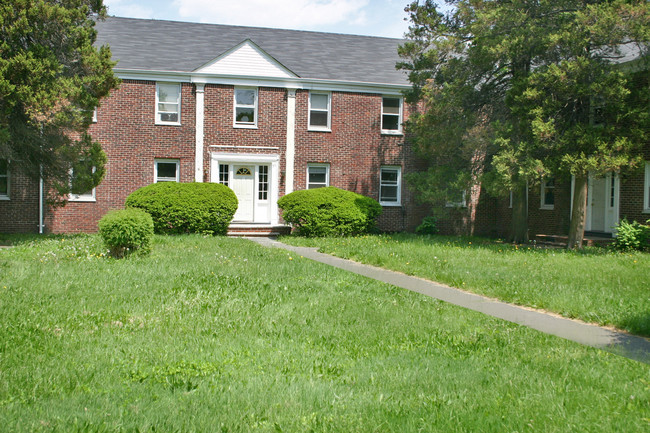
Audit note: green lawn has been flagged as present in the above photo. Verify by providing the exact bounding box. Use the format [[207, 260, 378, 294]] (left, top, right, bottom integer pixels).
[[281, 233, 650, 337], [0, 234, 648, 432]]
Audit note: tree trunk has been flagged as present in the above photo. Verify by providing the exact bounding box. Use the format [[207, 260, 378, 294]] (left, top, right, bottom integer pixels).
[[511, 183, 528, 243], [567, 175, 588, 249]]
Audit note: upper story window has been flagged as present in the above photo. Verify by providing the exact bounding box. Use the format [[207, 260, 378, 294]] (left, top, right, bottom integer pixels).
[[307, 164, 329, 189], [234, 87, 258, 128], [155, 159, 180, 182], [308, 92, 331, 131], [69, 165, 96, 202], [156, 82, 181, 125], [0, 159, 9, 200], [380, 166, 401, 206], [643, 161, 650, 213], [540, 178, 555, 210], [381, 97, 402, 134]]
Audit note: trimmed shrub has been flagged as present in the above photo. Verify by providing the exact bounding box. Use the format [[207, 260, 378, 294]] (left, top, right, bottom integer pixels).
[[125, 182, 238, 235], [98, 208, 154, 258], [278, 187, 381, 237], [612, 219, 650, 252]]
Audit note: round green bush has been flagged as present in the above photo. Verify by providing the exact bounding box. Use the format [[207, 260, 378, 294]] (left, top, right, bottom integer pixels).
[[98, 208, 154, 258], [278, 187, 382, 237], [125, 182, 238, 235]]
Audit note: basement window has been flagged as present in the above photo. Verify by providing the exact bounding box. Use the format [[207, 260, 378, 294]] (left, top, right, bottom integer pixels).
[[307, 164, 329, 189], [379, 166, 401, 206], [155, 159, 180, 182]]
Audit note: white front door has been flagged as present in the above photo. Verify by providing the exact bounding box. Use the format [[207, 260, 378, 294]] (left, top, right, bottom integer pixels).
[[586, 173, 619, 234], [231, 165, 255, 222]]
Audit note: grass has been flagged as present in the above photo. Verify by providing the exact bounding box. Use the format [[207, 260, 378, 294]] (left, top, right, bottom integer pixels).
[[280, 233, 650, 337], [0, 234, 648, 432]]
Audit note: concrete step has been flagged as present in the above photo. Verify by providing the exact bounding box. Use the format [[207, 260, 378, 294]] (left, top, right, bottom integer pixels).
[[534, 234, 613, 248], [227, 224, 291, 237]]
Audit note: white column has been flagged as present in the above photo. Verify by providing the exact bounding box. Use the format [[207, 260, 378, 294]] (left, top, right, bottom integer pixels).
[[285, 89, 297, 194], [194, 83, 205, 182]]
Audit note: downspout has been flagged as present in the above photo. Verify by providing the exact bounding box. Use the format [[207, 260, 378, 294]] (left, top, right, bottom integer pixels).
[[39, 165, 44, 234]]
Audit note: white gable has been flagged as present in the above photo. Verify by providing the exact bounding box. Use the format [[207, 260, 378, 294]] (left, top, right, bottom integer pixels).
[[195, 40, 297, 78]]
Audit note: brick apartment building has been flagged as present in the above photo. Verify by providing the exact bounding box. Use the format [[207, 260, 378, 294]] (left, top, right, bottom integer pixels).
[[0, 17, 648, 238]]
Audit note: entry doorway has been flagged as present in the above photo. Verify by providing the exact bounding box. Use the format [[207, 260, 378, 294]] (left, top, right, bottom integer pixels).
[[586, 173, 619, 234]]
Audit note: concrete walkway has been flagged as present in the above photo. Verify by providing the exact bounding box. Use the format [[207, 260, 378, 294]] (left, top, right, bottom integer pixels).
[[248, 237, 650, 365]]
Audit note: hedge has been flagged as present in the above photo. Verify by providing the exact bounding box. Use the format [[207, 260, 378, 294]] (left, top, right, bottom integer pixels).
[[125, 182, 238, 235], [278, 187, 381, 237]]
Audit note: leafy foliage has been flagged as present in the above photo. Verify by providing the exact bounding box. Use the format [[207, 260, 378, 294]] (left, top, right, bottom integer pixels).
[[0, 1, 118, 200], [612, 219, 650, 252], [125, 182, 238, 235], [278, 187, 381, 237], [398, 0, 650, 245], [415, 216, 438, 235], [98, 208, 154, 258]]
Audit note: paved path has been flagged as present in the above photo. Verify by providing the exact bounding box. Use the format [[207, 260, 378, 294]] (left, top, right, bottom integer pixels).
[[249, 237, 650, 365]]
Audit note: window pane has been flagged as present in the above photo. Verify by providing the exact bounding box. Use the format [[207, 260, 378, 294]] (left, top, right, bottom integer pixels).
[[544, 190, 554, 206], [309, 171, 326, 183], [160, 112, 178, 123], [310, 111, 328, 127], [236, 89, 255, 106], [311, 94, 329, 110], [158, 103, 178, 112], [236, 108, 255, 123], [157, 162, 177, 180], [381, 185, 398, 201], [0, 159, 7, 173], [382, 114, 399, 130], [381, 169, 398, 183], [159, 84, 179, 103], [0, 178, 7, 195], [383, 98, 400, 114]]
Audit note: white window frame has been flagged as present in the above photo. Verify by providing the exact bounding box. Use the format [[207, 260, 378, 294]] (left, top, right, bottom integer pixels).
[[643, 161, 650, 213], [379, 166, 401, 206], [68, 166, 96, 202], [308, 91, 331, 132], [540, 178, 555, 210], [233, 87, 258, 129], [92, 108, 97, 123], [0, 159, 9, 200], [155, 82, 181, 125], [154, 159, 180, 183], [307, 164, 330, 189], [381, 96, 403, 134], [446, 190, 467, 208]]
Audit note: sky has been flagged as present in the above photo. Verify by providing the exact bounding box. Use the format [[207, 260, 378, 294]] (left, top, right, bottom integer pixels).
[[103, 0, 419, 39]]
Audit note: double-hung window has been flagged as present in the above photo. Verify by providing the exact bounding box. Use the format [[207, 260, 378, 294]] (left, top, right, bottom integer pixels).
[[155, 159, 180, 182], [446, 190, 467, 208], [234, 88, 258, 128], [643, 161, 650, 213], [308, 92, 331, 131], [69, 164, 96, 202], [0, 159, 9, 200], [307, 164, 329, 189], [540, 178, 555, 209], [156, 82, 181, 124], [381, 97, 402, 134], [379, 166, 401, 206]]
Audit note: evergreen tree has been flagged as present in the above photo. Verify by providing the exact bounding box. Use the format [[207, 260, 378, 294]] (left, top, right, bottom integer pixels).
[[0, 0, 118, 200]]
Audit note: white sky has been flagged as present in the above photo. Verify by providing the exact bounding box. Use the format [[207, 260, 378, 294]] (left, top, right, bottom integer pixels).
[[103, 0, 420, 38]]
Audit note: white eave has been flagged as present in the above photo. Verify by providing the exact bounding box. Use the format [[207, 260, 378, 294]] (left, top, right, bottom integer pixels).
[[114, 68, 410, 96]]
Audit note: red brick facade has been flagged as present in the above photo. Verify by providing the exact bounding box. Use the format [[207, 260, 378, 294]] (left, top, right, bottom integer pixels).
[[2, 77, 647, 237]]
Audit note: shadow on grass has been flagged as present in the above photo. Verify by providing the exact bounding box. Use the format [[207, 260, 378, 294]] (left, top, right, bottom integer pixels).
[[620, 313, 650, 339], [0, 233, 87, 247]]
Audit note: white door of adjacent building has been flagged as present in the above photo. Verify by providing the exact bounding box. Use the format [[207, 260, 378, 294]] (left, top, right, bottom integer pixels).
[[586, 173, 619, 234]]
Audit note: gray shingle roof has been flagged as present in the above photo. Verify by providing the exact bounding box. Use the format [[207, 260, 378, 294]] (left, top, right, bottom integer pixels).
[[94, 16, 409, 86]]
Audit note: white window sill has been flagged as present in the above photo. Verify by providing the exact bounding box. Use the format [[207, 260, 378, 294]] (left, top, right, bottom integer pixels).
[[643, 209, 650, 214], [0, 196, 9, 201], [540, 205, 554, 210], [380, 202, 401, 207], [155, 121, 181, 126], [234, 124, 258, 129], [381, 130, 403, 136], [69, 197, 96, 203], [446, 204, 467, 208], [308, 127, 331, 133]]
